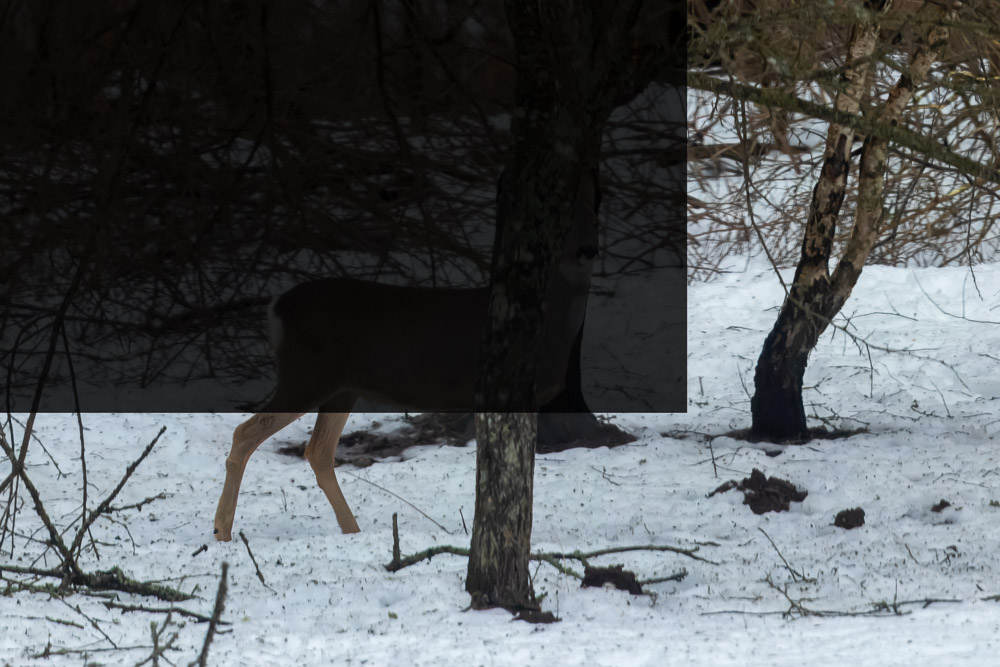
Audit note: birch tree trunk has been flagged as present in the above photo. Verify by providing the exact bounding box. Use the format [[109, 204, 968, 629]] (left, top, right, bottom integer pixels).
[[750, 0, 961, 440]]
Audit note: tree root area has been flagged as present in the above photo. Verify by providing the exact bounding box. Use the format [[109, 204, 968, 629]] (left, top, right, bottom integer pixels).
[[278, 412, 636, 465], [726, 425, 869, 445]]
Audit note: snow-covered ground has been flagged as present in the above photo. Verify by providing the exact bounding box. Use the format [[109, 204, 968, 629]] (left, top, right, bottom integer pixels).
[[5, 259, 1000, 665]]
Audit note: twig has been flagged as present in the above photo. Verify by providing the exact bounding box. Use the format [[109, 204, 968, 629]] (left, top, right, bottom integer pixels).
[[103, 600, 230, 625], [345, 470, 453, 534], [32, 643, 170, 659], [391, 513, 401, 569], [43, 616, 84, 629], [757, 574, 962, 618], [0, 577, 115, 599], [385, 542, 718, 576], [69, 599, 117, 648], [591, 465, 622, 486], [239, 530, 274, 592], [192, 561, 229, 667], [758, 528, 807, 581], [540, 544, 718, 566], [0, 429, 80, 575], [74, 406, 89, 562], [0, 563, 192, 602], [904, 542, 922, 565], [68, 427, 166, 558], [133, 613, 180, 667], [107, 493, 167, 514], [384, 545, 470, 572], [532, 554, 583, 579], [639, 570, 688, 585], [736, 95, 789, 295]]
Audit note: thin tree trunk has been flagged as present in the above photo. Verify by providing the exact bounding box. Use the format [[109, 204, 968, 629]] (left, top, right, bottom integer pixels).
[[466, 412, 536, 608], [750, 0, 960, 441], [750, 307, 821, 441], [467, 0, 667, 610]]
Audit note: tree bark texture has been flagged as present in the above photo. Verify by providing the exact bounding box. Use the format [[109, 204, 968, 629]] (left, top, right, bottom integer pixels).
[[467, 0, 667, 609], [750, 0, 960, 441], [466, 412, 536, 608]]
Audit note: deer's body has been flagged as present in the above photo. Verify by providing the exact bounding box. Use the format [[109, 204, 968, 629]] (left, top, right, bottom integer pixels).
[[213, 176, 598, 541]]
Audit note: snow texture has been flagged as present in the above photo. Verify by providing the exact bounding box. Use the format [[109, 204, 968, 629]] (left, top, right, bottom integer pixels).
[[4, 259, 1000, 665]]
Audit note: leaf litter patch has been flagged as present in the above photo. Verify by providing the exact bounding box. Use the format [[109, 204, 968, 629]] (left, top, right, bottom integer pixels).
[[708, 468, 808, 514], [278, 412, 635, 465], [581, 565, 644, 595]]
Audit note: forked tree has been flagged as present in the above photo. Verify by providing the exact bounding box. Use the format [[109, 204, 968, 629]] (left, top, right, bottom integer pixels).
[[749, 0, 982, 440], [691, 0, 1000, 441]]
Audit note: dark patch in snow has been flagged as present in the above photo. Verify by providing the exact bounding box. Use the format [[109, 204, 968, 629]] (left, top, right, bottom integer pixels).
[[834, 507, 866, 529], [707, 480, 738, 497], [707, 468, 808, 514], [514, 609, 560, 624], [738, 469, 807, 514], [725, 425, 870, 445], [581, 565, 643, 595], [931, 499, 952, 513], [278, 412, 635, 465]]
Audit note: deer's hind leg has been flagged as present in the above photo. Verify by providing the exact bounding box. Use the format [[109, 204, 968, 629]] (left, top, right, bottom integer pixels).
[[304, 396, 360, 534]]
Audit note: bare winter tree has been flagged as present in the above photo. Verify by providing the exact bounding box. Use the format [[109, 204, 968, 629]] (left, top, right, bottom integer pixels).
[[689, 0, 1000, 440]]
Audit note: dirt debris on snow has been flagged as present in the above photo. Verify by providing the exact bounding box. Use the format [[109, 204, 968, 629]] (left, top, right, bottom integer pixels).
[[708, 468, 808, 514], [834, 507, 866, 529]]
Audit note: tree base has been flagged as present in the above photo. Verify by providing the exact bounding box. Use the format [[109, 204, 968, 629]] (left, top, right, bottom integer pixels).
[[750, 371, 810, 442], [536, 412, 636, 453]]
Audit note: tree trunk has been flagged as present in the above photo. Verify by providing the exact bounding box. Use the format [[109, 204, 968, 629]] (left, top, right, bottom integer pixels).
[[467, 0, 668, 610], [467, 155, 583, 609], [465, 413, 536, 608], [749, 0, 958, 441], [750, 300, 823, 441]]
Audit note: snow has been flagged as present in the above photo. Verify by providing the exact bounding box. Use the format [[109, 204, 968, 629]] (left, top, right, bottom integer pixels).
[[5, 259, 1000, 665]]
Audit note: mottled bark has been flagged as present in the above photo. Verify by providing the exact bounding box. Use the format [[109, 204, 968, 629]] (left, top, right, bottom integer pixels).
[[467, 1, 665, 609], [467, 141, 596, 608], [750, 0, 960, 441], [466, 413, 536, 608]]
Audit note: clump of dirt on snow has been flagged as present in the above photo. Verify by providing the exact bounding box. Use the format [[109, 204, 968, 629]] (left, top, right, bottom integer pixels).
[[707, 468, 807, 514], [834, 507, 865, 529], [581, 565, 643, 595]]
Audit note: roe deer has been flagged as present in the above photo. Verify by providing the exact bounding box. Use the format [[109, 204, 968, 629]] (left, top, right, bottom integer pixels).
[[213, 175, 598, 540]]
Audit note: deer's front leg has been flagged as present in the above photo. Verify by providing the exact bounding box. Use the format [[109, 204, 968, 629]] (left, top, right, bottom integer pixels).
[[214, 412, 302, 541], [304, 411, 360, 534]]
